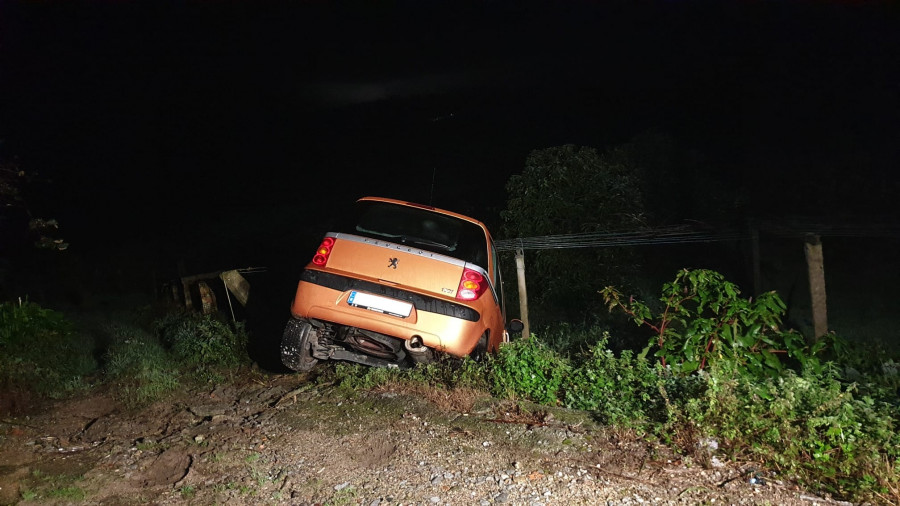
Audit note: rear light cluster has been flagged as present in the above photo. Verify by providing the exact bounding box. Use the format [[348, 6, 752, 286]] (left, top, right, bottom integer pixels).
[[456, 268, 487, 301], [312, 237, 335, 266]]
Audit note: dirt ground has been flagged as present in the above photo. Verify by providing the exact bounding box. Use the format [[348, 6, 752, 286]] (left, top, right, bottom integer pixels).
[[0, 367, 863, 506]]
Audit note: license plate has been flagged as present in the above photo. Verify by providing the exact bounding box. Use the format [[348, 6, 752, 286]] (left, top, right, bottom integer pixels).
[[347, 291, 413, 318]]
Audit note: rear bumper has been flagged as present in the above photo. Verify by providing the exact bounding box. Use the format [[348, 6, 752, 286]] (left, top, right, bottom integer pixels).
[[290, 269, 487, 357]]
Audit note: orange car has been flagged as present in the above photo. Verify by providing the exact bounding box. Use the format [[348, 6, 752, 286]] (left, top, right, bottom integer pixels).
[[281, 196, 523, 371]]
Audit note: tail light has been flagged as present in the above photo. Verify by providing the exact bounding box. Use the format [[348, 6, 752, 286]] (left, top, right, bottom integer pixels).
[[456, 268, 487, 301], [311, 237, 335, 266]]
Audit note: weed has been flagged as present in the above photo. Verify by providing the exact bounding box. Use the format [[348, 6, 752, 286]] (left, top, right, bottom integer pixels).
[[105, 334, 179, 408], [563, 332, 675, 428], [45, 485, 86, 500], [135, 440, 165, 452], [326, 485, 358, 506], [489, 337, 568, 405], [601, 269, 835, 378], [483, 269, 900, 503], [250, 466, 268, 488], [680, 364, 899, 501], [179, 485, 195, 499], [0, 299, 98, 398]]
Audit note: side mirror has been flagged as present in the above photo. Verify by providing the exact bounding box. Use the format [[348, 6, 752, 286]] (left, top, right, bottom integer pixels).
[[506, 319, 524, 333]]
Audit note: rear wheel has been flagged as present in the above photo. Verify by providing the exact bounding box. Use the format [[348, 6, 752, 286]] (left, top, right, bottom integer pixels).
[[281, 319, 319, 372], [470, 332, 489, 362]]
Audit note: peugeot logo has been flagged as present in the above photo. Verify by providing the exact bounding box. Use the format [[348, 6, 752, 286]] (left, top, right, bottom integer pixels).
[[387, 257, 398, 269]]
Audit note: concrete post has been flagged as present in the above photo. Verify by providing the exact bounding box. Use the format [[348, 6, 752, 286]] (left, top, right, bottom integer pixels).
[[514, 248, 530, 340]]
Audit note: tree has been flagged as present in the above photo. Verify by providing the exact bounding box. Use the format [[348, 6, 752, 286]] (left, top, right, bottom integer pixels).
[[0, 162, 25, 208], [500, 144, 646, 323], [1, 157, 68, 300], [0, 159, 67, 252]]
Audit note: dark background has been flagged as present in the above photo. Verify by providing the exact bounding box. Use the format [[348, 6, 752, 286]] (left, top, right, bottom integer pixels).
[[1, 1, 898, 329]]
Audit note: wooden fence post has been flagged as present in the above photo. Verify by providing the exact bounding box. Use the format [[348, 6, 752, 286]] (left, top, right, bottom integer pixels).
[[804, 234, 828, 340], [514, 248, 530, 340]]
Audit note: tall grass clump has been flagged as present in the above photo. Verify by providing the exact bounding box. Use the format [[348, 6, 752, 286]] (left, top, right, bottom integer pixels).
[[327, 356, 493, 413], [530, 321, 610, 357], [0, 299, 97, 398], [330, 356, 490, 396], [101, 312, 249, 406], [154, 312, 249, 381], [103, 323, 179, 408]]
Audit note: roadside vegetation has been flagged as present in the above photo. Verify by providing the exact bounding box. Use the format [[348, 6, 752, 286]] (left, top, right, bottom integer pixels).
[[0, 301, 250, 410], [331, 269, 900, 504], [2, 137, 897, 504], [2, 270, 898, 503]]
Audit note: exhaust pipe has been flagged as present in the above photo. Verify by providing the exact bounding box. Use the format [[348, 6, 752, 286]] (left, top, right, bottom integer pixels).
[[404, 335, 434, 364]]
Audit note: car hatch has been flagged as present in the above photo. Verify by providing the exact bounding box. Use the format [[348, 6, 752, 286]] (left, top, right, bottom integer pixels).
[[325, 233, 466, 299]]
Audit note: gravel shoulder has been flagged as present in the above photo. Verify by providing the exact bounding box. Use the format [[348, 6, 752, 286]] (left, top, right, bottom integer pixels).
[[0, 368, 858, 505]]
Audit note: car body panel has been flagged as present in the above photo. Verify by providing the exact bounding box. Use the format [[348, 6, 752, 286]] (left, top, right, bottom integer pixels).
[[321, 233, 469, 300]]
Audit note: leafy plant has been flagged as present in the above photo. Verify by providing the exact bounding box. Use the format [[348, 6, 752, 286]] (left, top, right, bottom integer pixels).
[[600, 268, 831, 378], [154, 312, 249, 380], [682, 364, 899, 501], [563, 332, 668, 428], [489, 336, 568, 405]]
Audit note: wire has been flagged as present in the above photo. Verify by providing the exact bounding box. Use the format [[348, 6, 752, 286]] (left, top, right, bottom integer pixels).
[[495, 220, 900, 252]]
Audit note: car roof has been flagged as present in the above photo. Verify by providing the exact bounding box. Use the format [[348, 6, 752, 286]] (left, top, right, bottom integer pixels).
[[357, 197, 491, 234]]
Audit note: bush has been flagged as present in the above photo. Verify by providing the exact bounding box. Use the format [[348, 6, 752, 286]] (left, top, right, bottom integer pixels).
[[489, 337, 568, 405], [154, 312, 249, 381], [601, 268, 831, 378], [0, 299, 96, 398], [563, 332, 667, 428], [682, 364, 899, 501]]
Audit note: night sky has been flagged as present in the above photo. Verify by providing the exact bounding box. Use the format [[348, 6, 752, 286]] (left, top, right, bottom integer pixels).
[[2, 0, 899, 296]]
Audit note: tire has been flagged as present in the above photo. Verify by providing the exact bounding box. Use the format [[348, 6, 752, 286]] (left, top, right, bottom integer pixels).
[[281, 319, 319, 372], [470, 332, 489, 362]]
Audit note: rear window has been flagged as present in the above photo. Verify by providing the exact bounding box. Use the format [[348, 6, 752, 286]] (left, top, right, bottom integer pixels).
[[338, 201, 489, 268]]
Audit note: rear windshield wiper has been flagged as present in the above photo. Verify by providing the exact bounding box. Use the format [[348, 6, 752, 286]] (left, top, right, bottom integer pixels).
[[402, 236, 453, 251]]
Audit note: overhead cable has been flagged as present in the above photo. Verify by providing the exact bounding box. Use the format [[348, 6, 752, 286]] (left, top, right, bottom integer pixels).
[[495, 219, 900, 252]]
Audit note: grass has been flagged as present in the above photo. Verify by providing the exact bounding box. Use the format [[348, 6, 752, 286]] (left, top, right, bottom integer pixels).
[[179, 485, 196, 499], [326, 485, 359, 506], [0, 299, 98, 400], [101, 312, 249, 408], [19, 469, 88, 502]]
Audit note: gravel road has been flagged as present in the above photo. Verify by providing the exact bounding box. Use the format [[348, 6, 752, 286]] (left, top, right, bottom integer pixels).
[[0, 368, 861, 505]]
